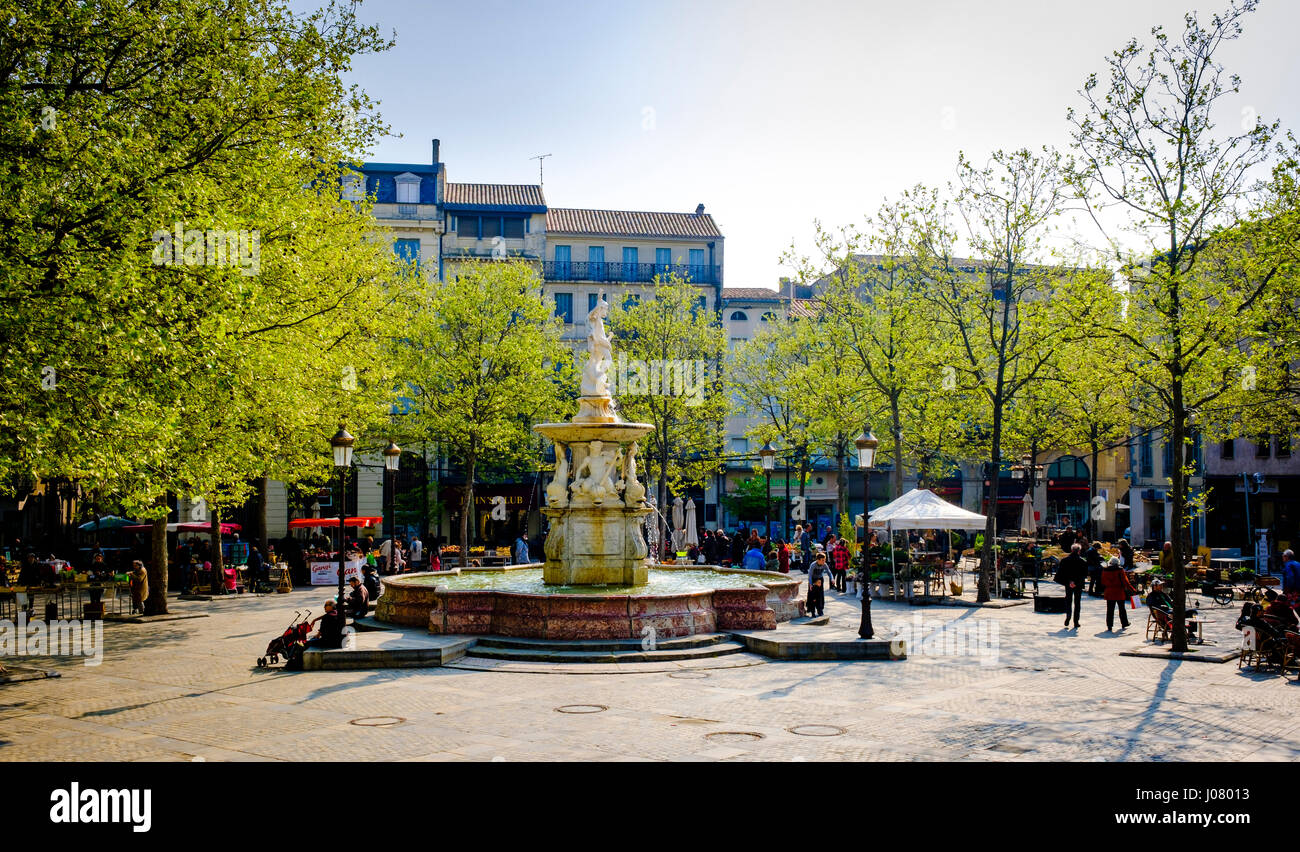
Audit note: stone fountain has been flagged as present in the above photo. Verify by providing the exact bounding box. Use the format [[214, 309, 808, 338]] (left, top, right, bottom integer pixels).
[[533, 291, 655, 586]]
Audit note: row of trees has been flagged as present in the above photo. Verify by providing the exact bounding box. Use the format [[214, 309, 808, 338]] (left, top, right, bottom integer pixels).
[[733, 1, 1300, 652]]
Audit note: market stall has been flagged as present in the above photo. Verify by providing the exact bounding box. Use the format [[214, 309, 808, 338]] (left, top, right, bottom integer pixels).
[[286, 517, 381, 585], [867, 488, 989, 600]]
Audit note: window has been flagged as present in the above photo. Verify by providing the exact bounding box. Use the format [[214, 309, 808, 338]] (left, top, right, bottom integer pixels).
[[341, 172, 364, 201], [393, 239, 420, 266], [688, 248, 705, 277], [503, 217, 525, 239], [588, 292, 599, 312], [395, 173, 420, 204], [1139, 433, 1152, 478], [623, 293, 640, 310], [729, 311, 748, 321], [554, 292, 573, 324], [1257, 437, 1272, 458], [589, 246, 605, 281], [481, 216, 501, 239], [1163, 440, 1174, 476], [1278, 437, 1292, 458], [1221, 439, 1235, 460], [761, 311, 778, 322], [458, 216, 479, 239], [656, 248, 671, 270], [730, 438, 749, 455]]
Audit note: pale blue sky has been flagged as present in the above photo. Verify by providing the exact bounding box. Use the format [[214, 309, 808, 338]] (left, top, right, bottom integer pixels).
[[340, 0, 1300, 287]]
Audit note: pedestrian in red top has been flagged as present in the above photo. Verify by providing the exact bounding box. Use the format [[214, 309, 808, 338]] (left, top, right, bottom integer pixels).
[[1101, 556, 1136, 631], [776, 539, 790, 574], [830, 536, 850, 593]]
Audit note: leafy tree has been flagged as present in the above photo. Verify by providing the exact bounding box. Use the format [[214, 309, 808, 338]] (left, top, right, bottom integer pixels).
[[1066, 0, 1286, 648], [718, 472, 776, 522], [0, 0, 399, 610], [395, 261, 571, 566], [609, 277, 728, 557]]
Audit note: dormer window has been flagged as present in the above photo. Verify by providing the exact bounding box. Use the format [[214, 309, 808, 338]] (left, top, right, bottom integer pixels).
[[395, 172, 421, 204], [341, 171, 364, 202], [729, 311, 748, 321]]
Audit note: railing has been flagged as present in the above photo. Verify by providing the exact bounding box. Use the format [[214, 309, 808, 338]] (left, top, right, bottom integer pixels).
[[374, 204, 437, 220], [543, 261, 719, 284]]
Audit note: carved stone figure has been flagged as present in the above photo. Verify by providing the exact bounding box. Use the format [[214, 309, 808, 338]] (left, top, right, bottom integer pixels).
[[572, 439, 617, 505], [621, 442, 646, 505], [546, 444, 569, 507], [579, 290, 613, 398]]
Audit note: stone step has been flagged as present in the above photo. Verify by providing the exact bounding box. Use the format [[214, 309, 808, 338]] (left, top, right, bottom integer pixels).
[[472, 633, 732, 653], [302, 635, 472, 670], [464, 640, 748, 664]]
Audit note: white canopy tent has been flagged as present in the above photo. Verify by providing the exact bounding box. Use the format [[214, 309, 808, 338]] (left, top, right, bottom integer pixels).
[[867, 489, 988, 598]]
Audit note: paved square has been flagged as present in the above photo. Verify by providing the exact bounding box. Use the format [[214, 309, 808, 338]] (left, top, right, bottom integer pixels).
[[2, 582, 1296, 762]]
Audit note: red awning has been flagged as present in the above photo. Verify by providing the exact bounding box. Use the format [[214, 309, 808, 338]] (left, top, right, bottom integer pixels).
[[121, 522, 242, 534], [287, 517, 382, 529]]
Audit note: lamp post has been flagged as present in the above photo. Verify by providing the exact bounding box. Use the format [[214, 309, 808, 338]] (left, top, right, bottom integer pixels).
[[759, 442, 776, 540], [383, 440, 401, 545], [331, 424, 355, 617], [855, 429, 878, 639]]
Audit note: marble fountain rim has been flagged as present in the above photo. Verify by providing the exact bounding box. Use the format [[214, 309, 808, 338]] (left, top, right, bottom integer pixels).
[[380, 563, 796, 597]]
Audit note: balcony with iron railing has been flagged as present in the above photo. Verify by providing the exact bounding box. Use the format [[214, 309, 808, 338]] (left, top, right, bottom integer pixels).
[[373, 202, 441, 221], [543, 261, 720, 285]]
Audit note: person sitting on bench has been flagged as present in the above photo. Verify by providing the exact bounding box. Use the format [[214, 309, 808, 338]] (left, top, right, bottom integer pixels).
[[1145, 578, 1200, 639], [305, 600, 345, 650]]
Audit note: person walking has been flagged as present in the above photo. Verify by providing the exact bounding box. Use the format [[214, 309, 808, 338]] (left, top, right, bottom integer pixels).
[[806, 551, 828, 617], [1282, 549, 1300, 603], [514, 533, 530, 565], [799, 525, 812, 573], [1101, 556, 1136, 632], [1085, 541, 1104, 595], [776, 538, 790, 574], [129, 560, 149, 614], [1054, 543, 1088, 629], [830, 535, 850, 593]]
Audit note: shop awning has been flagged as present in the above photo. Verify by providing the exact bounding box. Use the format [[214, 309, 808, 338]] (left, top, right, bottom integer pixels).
[[287, 517, 382, 529]]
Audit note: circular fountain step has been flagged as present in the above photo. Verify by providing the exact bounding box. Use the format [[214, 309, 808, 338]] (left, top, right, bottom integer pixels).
[[473, 633, 732, 653], [465, 636, 748, 664]]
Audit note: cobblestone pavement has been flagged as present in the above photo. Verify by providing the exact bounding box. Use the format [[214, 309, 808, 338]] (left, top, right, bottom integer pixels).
[[2, 579, 1296, 762]]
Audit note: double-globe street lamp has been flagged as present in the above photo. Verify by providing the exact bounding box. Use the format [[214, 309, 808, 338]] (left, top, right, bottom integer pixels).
[[759, 442, 777, 540], [383, 440, 402, 558], [854, 429, 878, 640], [330, 424, 355, 618]]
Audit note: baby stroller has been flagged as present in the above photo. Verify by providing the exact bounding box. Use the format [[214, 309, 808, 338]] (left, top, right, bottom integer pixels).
[[257, 610, 313, 668]]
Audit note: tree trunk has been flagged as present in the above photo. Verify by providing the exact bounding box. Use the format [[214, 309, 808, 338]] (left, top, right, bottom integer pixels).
[[145, 494, 169, 615], [460, 452, 474, 568], [890, 394, 904, 499], [978, 401, 1004, 603], [1089, 438, 1101, 541], [255, 476, 270, 552], [1170, 385, 1188, 651], [835, 432, 846, 520], [210, 505, 224, 582]]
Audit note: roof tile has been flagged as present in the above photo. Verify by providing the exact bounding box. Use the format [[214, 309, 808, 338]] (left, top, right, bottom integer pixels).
[[547, 207, 722, 239], [445, 183, 545, 208]]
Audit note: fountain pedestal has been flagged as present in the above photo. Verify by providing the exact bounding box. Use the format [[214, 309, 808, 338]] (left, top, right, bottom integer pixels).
[[534, 421, 655, 587]]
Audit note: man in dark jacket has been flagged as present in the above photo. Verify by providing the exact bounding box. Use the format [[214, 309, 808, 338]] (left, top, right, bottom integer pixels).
[[1055, 543, 1088, 629], [1084, 541, 1104, 595], [346, 576, 369, 619]]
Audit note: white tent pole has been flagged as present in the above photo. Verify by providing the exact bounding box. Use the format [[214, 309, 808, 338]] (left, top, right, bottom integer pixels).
[[890, 522, 897, 599]]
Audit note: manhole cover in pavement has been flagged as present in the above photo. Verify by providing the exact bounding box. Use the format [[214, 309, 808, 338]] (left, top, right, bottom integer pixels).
[[348, 717, 405, 727], [787, 724, 846, 737], [667, 671, 710, 679], [705, 731, 764, 744], [555, 704, 607, 714]]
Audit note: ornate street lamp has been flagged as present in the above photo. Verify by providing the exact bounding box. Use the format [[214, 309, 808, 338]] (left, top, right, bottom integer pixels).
[[854, 429, 878, 639], [852, 429, 883, 637], [331, 424, 355, 616], [383, 439, 401, 544], [759, 442, 776, 539]]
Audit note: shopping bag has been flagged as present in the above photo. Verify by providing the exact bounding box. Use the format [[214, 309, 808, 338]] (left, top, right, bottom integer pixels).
[[1128, 594, 1143, 609]]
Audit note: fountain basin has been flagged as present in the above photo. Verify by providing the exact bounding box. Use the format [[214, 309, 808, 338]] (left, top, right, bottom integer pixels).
[[374, 565, 802, 639]]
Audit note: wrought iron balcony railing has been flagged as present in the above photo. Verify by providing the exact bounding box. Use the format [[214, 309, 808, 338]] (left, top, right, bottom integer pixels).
[[543, 261, 720, 285]]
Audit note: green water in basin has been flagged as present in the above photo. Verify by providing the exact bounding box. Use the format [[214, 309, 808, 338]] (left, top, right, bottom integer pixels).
[[402, 568, 769, 596]]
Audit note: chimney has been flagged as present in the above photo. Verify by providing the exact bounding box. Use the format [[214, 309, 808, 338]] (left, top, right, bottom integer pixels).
[[432, 138, 440, 165], [695, 203, 705, 215]]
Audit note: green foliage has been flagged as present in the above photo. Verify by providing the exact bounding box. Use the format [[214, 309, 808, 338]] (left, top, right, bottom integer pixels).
[[719, 473, 775, 522]]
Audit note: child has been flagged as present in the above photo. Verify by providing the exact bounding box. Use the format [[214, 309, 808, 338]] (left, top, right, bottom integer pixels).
[[807, 551, 828, 617]]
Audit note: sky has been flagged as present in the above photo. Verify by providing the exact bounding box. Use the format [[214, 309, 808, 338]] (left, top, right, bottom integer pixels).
[[338, 0, 1300, 289]]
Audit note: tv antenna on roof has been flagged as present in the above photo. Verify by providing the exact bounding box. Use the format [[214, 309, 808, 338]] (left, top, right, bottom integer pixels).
[[530, 153, 552, 185]]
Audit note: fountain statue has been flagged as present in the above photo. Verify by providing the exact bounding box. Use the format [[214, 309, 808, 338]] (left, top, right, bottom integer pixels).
[[534, 291, 654, 585]]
